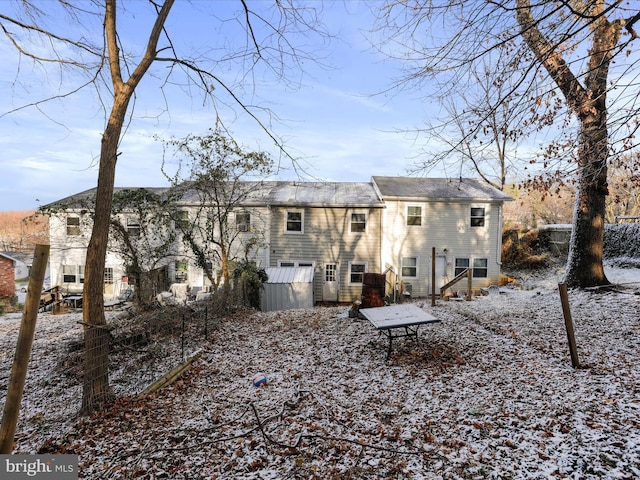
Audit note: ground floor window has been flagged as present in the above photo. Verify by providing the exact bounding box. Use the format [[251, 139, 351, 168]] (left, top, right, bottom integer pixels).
[[472, 258, 488, 278], [63, 265, 77, 283], [278, 260, 315, 268], [349, 262, 367, 284], [104, 267, 114, 284], [454, 258, 469, 277], [175, 260, 188, 283], [401, 257, 418, 277]]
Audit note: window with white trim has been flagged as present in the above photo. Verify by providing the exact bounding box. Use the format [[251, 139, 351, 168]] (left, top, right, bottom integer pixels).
[[278, 260, 315, 268], [126, 217, 140, 237], [104, 268, 114, 285], [175, 260, 188, 282], [471, 207, 486, 227], [66, 217, 80, 236], [407, 206, 422, 226], [325, 264, 337, 282], [455, 258, 469, 277], [236, 212, 251, 232], [63, 265, 77, 283], [349, 262, 367, 284], [175, 210, 189, 231], [472, 258, 489, 278], [401, 257, 418, 278], [350, 212, 367, 233], [286, 211, 303, 233]]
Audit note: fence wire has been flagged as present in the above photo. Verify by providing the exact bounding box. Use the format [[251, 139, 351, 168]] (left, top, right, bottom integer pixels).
[[0, 295, 230, 452]]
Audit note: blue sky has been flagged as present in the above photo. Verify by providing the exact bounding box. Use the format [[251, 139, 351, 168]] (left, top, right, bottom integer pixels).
[[0, 1, 437, 211]]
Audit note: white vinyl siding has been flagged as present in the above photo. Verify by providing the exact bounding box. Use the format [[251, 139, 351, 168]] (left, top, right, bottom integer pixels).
[[380, 200, 502, 296], [270, 207, 382, 301]]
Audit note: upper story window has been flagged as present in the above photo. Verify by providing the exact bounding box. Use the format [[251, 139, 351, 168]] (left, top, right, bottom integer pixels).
[[66, 217, 81, 236], [236, 212, 251, 232], [286, 211, 303, 233], [472, 258, 488, 278], [407, 206, 422, 226], [350, 212, 367, 233], [175, 210, 190, 231], [126, 217, 140, 237], [471, 207, 486, 227], [401, 257, 418, 277]]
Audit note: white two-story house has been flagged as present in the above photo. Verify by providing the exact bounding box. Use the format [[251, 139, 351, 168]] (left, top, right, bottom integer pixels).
[[373, 176, 512, 298], [45, 177, 511, 303]]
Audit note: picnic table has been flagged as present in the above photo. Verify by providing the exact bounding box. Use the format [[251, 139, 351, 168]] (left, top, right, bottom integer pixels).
[[63, 294, 83, 309], [359, 304, 441, 360]]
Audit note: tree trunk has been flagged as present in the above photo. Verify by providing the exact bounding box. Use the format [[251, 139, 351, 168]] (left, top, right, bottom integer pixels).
[[81, 89, 131, 414], [564, 15, 619, 288], [516, 0, 618, 288], [80, 0, 173, 413], [564, 128, 610, 287]]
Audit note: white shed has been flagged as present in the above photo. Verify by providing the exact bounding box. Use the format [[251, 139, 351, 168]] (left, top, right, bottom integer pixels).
[[261, 267, 314, 311]]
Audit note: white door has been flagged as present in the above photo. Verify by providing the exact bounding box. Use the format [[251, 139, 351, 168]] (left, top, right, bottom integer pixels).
[[435, 256, 447, 291], [323, 263, 339, 301]]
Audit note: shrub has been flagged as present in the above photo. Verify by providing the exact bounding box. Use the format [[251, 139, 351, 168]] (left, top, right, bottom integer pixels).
[[232, 260, 268, 310], [502, 229, 550, 269]]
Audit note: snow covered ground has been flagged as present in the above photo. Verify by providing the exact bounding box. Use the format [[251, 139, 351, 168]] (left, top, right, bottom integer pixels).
[[1, 266, 639, 479]]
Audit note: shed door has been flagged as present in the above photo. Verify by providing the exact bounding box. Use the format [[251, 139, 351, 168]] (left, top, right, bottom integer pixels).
[[323, 263, 338, 301]]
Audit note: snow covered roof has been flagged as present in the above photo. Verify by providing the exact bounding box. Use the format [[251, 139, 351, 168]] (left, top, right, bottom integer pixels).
[[0, 252, 17, 263], [180, 181, 384, 208], [372, 176, 513, 202], [263, 266, 314, 284], [43, 187, 170, 209], [46, 177, 514, 210]]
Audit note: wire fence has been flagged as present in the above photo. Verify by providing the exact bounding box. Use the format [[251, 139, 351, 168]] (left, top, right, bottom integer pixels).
[[66, 299, 225, 399], [0, 292, 240, 452]]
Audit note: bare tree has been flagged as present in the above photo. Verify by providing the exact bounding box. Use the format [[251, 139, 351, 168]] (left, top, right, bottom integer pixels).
[[374, 1, 640, 288], [412, 51, 546, 192], [109, 188, 177, 306], [1, 0, 327, 412], [163, 130, 272, 294]]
